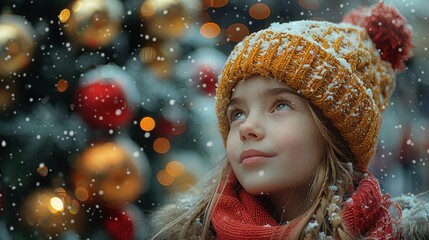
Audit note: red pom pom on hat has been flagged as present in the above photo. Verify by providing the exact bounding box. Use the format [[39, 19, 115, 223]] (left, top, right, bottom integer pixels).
[[343, 2, 413, 71]]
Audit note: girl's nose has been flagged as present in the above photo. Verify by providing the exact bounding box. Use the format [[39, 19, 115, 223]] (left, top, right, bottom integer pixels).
[[238, 117, 264, 142]]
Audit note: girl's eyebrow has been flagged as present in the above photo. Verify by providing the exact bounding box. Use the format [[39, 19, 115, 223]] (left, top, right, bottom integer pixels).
[[228, 87, 301, 109], [263, 87, 300, 98]]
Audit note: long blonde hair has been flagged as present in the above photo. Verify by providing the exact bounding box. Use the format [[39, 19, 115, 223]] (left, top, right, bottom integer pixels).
[[151, 102, 364, 239]]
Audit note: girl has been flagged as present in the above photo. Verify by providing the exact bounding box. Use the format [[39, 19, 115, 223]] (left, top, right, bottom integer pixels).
[[149, 2, 426, 239]]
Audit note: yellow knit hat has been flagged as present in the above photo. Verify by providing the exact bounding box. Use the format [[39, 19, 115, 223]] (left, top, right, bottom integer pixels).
[[215, 3, 413, 171]]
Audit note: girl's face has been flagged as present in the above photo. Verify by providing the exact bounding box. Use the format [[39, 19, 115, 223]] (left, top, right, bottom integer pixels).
[[226, 76, 325, 195]]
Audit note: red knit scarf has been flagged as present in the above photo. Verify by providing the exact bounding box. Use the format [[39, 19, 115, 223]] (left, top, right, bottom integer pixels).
[[211, 173, 401, 239]]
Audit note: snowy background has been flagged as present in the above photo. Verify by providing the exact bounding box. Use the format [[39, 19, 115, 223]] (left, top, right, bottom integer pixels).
[[0, 0, 428, 239]]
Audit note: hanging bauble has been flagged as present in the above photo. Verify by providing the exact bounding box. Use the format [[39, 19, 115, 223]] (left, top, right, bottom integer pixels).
[[139, 0, 200, 40], [192, 47, 226, 96], [73, 64, 140, 129], [20, 188, 85, 236], [175, 47, 226, 96], [72, 142, 143, 206], [60, 0, 124, 48], [155, 117, 187, 137], [0, 14, 35, 76], [196, 66, 218, 96], [154, 102, 188, 137]]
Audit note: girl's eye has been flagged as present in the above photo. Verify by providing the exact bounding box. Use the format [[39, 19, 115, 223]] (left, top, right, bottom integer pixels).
[[274, 102, 292, 111], [231, 111, 245, 122], [228, 108, 246, 123]]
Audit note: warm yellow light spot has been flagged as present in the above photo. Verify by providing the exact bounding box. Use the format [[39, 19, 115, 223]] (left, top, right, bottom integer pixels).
[[226, 23, 249, 42], [140, 0, 157, 18], [249, 3, 271, 20], [56, 79, 69, 92], [200, 22, 221, 39], [172, 171, 197, 192], [157, 169, 175, 186], [166, 161, 185, 177], [50, 197, 64, 212], [69, 199, 80, 215], [72, 0, 82, 12], [59, 9, 71, 23], [139, 47, 157, 63], [74, 186, 89, 202], [203, 0, 228, 8], [54, 188, 67, 199], [140, 116, 156, 131], [153, 137, 170, 154]]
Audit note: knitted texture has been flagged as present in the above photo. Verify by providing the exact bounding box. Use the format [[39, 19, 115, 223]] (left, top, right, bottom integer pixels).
[[212, 173, 402, 239], [211, 174, 303, 239], [343, 173, 402, 239], [215, 19, 397, 171]]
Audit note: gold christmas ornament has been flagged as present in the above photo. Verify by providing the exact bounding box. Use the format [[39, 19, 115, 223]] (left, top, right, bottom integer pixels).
[[20, 188, 85, 236], [61, 0, 124, 48], [140, 0, 199, 40], [72, 142, 143, 206], [0, 15, 34, 76]]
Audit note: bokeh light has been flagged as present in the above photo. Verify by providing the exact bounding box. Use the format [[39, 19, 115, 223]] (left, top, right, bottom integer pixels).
[[298, 0, 320, 10], [173, 171, 197, 192], [249, 3, 271, 20], [203, 0, 228, 8], [157, 169, 175, 186], [69, 199, 80, 215], [58, 9, 71, 23], [37, 165, 48, 177], [200, 22, 221, 38], [140, 116, 156, 131], [226, 23, 249, 42], [54, 187, 67, 199], [74, 186, 89, 202], [49, 197, 64, 212], [140, 0, 157, 18], [166, 160, 185, 177], [72, 0, 82, 12], [153, 137, 170, 154], [56, 79, 69, 92], [139, 47, 157, 63]]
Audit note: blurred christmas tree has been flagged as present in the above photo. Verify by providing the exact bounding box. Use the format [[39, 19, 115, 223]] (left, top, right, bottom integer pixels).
[[0, 0, 229, 238], [1, 0, 427, 239]]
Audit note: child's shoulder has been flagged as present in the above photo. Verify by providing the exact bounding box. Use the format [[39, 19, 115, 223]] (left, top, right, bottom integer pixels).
[[149, 194, 205, 239]]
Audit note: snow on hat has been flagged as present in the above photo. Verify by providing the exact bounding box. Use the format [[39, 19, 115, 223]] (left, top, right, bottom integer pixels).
[[215, 2, 413, 171]]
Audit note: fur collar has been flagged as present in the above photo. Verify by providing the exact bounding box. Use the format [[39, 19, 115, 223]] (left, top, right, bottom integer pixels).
[[394, 193, 429, 239]]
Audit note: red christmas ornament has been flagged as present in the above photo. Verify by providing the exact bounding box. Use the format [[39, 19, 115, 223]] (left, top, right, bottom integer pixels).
[[155, 117, 187, 137], [196, 66, 218, 96], [343, 2, 413, 71], [74, 81, 132, 129], [102, 207, 134, 240]]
